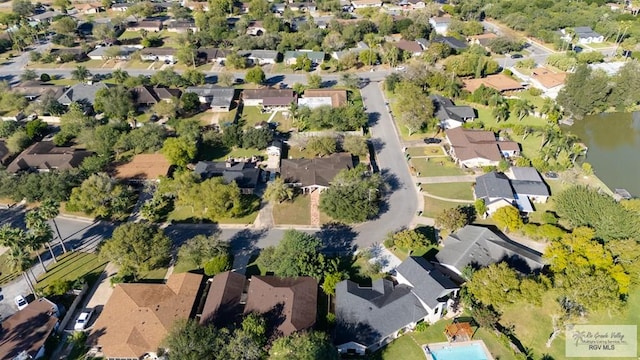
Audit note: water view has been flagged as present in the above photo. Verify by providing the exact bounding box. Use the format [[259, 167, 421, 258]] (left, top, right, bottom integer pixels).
[[565, 112, 640, 197]]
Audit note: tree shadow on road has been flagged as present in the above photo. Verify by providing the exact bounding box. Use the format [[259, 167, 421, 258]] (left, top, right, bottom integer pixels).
[[316, 222, 357, 255], [366, 111, 380, 127], [380, 169, 402, 192]]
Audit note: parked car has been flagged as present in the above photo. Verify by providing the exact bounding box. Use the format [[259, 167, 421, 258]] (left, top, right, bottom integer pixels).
[[74, 308, 94, 331], [510, 53, 523, 59], [14, 295, 28, 311], [424, 137, 442, 144]]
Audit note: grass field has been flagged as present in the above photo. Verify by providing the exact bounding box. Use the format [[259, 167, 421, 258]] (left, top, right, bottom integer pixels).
[[273, 195, 311, 225], [422, 182, 475, 201], [137, 267, 168, 282], [406, 146, 445, 157], [36, 252, 108, 292], [472, 104, 548, 129], [410, 158, 467, 177], [423, 196, 463, 218], [168, 195, 260, 225]]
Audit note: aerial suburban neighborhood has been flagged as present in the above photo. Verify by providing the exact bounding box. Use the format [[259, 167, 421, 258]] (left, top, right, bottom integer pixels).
[[0, 0, 639, 358]]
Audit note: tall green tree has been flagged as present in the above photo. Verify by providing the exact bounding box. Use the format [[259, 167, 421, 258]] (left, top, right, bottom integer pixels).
[[256, 230, 333, 279], [94, 86, 135, 121], [40, 198, 66, 253], [66, 173, 133, 220], [162, 137, 198, 167], [177, 234, 229, 271], [269, 331, 339, 360], [71, 65, 91, 82], [245, 67, 265, 85], [491, 206, 523, 232], [264, 177, 295, 203], [163, 319, 229, 360]]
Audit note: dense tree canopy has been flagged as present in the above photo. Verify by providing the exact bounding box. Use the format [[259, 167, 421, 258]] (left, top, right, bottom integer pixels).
[[320, 165, 384, 223], [66, 173, 133, 220], [268, 332, 339, 360]]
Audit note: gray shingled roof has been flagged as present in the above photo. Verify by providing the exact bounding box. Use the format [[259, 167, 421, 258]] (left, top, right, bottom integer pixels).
[[510, 166, 543, 182], [194, 161, 260, 190], [280, 153, 353, 188], [435, 225, 545, 274], [185, 86, 235, 107], [57, 82, 111, 105], [431, 94, 476, 123], [511, 180, 550, 197], [474, 172, 514, 200], [395, 257, 458, 309]]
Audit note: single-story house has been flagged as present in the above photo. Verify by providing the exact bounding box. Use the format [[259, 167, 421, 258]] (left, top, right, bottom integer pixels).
[[49, 48, 87, 62], [332, 41, 369, 61], [11, 81, 66, 101], [280, 152, 354, 192], [111, 3, 131, 11], [89, 273, 203, 360], [283, 50, 325, 65], [529, 67, 566, 98], [432, 35, 469, 51], [166, 19, 198, 33], [140, 47, 176, 62], [272, 3, 286, 14], [87, 45, 142, 60], [242, 88, 296, 107], [114, 153, 171, 182], [398, 0, 427, 10], [246, 20, 266, 36], [75, 3, 104, 14], [0, 298, 60, 360], [394, 39, 426, 56], [430, 94, 476, 129], [266, 140, 282, 169], [429, 16, 451, 35], [436, 225, 545, 278], [463, 74, 525, 94], [561, 26, 604, 44], [194, 160, 261, 194], [237, 49, 279, 65], [57, 82, 112, 106], [298, 89, 348, 109], [445, 127, 520, 168], [351, 0, 383, 8], [474, 167, 550, 214], [200, 272, 318, 336], [467, 33, 498, 47], [7, 141, 93, 173], [127, 19, 163, 32], [335, 257, 459, 355], [28, 11, 60, 23], [132, 85, 182, 107], [288, 2, 316, 12], [185, 85, 235, 111], [197, 48, 230, 63]]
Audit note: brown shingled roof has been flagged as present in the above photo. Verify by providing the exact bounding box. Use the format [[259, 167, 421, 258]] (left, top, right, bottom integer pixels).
[[280, 152, 354, 188], [463, 74, 525, 93], [6, 141, 93, 173], [303, 89, 348, 108], [114, 153, 171, 181], [395, 39, 423, 53], [446, 127, 518, 162], [90, 273, 203, 359], [200, 271, 246, 326], [530, 67, 567, 89], [0, 298, 59, 360], [242, 88, 295, 100], [243, 276, 317, 336]]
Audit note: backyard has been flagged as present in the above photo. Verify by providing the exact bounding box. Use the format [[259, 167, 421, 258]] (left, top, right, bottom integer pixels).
[[421, 182, 475, 201]]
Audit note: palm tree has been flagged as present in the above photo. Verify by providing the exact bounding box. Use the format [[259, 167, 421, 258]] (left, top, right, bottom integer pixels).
[[71, 65, 91, 82], [40, 199, 67, 253], [6, 245, 36, 296], [539, 126, 560, 149], [264, 177, 295, 203], [25, 210, 57, 262], [488, 93, 504, 107], [112, 69, 129, 84], [492, 103, 510, 123], [25, 233, 47, 273], [512, 99, 534, 121]]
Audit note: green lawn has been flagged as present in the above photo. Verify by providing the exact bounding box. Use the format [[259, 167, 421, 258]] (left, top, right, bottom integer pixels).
[[197, 145, 264, 162], [421, 182, 475, 201], [124, 59, 153, 70], [470, 103, 548, 130], [167, 195, 260, 225], [36, 252, 108, 292], [423, 197, 463, 218], [239, 106, 275, 128], [272, 195, 311, 225], [118, 31, 141, 40], [410, 158, 467, 177], [407, 146, 445, 157], [137, 267, 168, 282], [516, 89, 546, 110]]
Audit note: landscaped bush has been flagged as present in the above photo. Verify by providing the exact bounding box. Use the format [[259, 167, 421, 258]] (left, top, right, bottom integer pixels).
[[203, 254, 232, 276]]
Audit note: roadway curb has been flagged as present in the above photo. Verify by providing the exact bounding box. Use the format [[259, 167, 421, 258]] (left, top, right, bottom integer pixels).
[[57, 214, 95, 223]]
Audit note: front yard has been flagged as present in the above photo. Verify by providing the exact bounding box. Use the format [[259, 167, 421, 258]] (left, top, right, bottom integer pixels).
[[410, 157, 467, 177], [272, 195, 311, 225], [423, 196, 464, 218], [406, 146, 445, 157], [421, 182, 475, 201], [35, 252, 108, 292], [167, 195, 261, 225]]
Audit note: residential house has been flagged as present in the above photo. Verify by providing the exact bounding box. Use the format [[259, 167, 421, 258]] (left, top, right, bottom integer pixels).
[[272, 3, 286, 14], [561, 26, 604, 44], [247, 20, 266, 36], [335, 257, 459, 355], [7, 141, 93, 173], [89, 273, 203, 360], [87, 45, 142, 60], [0, 298, 60, 360], [351, 0, 383, 8], [332, 41, 369, 61], [283, 50, 325, 65], [28, 11, 60, 23], [140, 47, 176, 62], [280, 152, 354, 192], [237, 49, 279, 65], [75, 3, 104, 14], [266, 140, 282, 169], [529, 67, 567, 99], [57, 82, 112, 106], [11, 81, 66, 101], [197, 48, 230, 63], [49, 48, 87, 62], [114, 153, 172, 182], [288, 2, 317, 12], [445, 127, 520, 168], [166, 19, 198, 33], [183, 0, 209, 11], [467, 33, 498, 48], [431, 95, 476, 129], [432, 35, 468, 51], [436, 225, 545, 278], [474, 167, 550, 214], [394, 39, 426, 56], [132, 85, 182, 107], [111, 3, 131, 11], [397, 0, 427, 10], [185, 85, 235, 111], [194, 160, 261, 194], [199, 271, 246, 327], [298, 89, 348, 109], [128, 19, 163, 32], [244, 276, 318, 336], [242, 88, 296, 107], [462, 74, 525, 93], [429, 16, 451, 35]]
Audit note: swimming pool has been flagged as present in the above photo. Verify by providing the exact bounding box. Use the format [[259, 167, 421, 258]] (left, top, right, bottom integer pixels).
[[428, 342, 490, 360]]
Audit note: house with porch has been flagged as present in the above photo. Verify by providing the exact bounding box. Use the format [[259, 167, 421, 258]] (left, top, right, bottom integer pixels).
[[431, 94, 476, 129], [132, 85, 182, 108], [560, 26, 604, 44], [87, 45, 142, 60], [12, 81, 66, 102], [127, 19, 163, 32], [166, 19, 198, 33], [335, 257, 459, 355], [529, 67, 567, 99], [197, 48, 230, 63], [237, 50, 279, 65], [298, 89, 348, 109], [283, 50, 325, 65], [140, 47, 176, 62], [394, 39, 426, 57], [445, 127, 520, 168], [474, 167, 550, 215], [280, 152, 354, 192], [436, 225, 545, 280], [185, 85, 235, 111]]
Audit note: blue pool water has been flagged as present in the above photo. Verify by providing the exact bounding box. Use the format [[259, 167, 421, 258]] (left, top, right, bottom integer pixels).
[[430, 343, 489, 360]]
